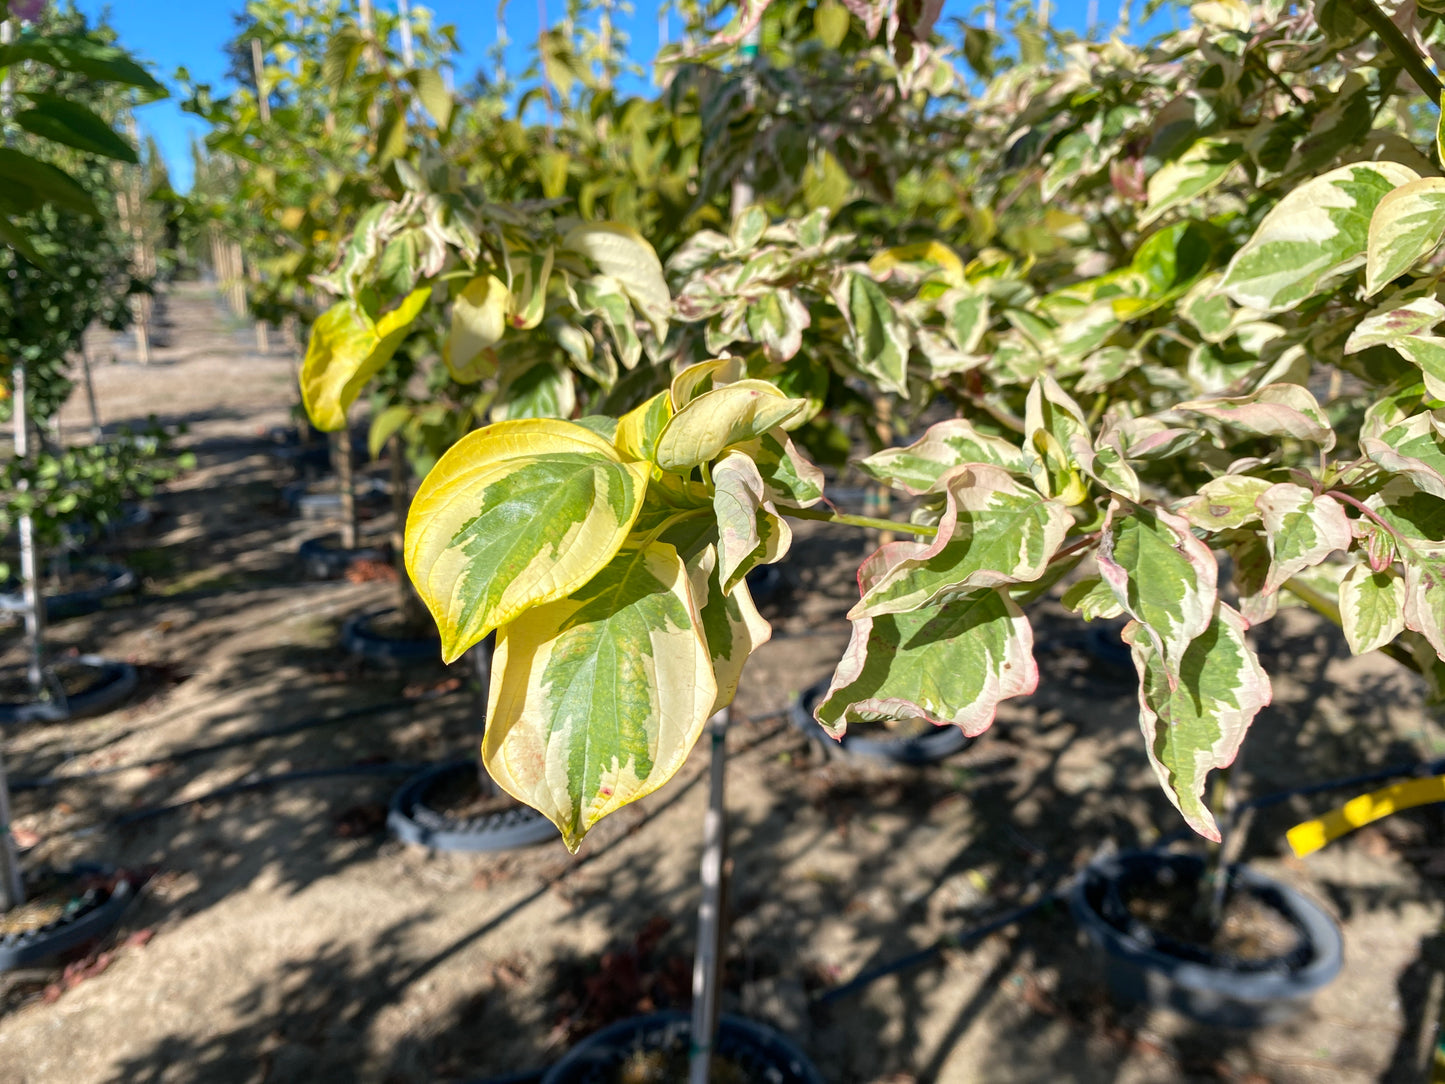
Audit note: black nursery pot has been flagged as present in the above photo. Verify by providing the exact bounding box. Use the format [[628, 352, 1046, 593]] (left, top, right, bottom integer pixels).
[[789, 677, 972, 765], [1069, 850, 1343, 1028], [541, 1011, 823, 1084], [0, 655, 138, 725], [0, 563, 139, 621], [297, 534, 390, 581], [388, 759, 557, 852], [341, 607, 442, 665], [0, 870, 135, 972]]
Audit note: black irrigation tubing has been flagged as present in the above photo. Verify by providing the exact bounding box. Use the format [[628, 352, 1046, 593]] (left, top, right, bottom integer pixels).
[[812, 755, 1445, 1007], [9, 689, 465, 793]]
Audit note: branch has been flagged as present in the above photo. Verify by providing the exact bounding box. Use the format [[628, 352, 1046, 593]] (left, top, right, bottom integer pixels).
[[783, 505, 939, 538], [1345, 0, 1445, 105]]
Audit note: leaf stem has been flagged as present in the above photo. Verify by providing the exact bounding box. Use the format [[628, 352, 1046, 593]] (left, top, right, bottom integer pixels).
[[1282, 575, 1421, 674], [784, 505, 939, 538], [1345, 0, 1444, 105], [1326, 488, 1416, 553]]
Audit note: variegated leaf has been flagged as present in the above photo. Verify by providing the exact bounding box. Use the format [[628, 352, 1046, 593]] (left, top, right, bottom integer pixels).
[[563, 221, 670, 340], [1026, 375, 1140, 502], [687, 544, 772, 715], [745, 288, 810, 363], [1365, 177, 1445, 296], [850, 464, 1070, 618], [1141, 136, 1243, 228], [712, 451, 791, 592], [1124, 603, 1271, 842], [732, 431, 825, 508], [653, 381, 807, 473], [615, 390, 674, 465], [507, 247, 554, 330], [858, 419, 1030, 495], [943, 288, 990, 354], [1390, 336, 1445, 402], [835, 271, 909, 396], [1362, 411, 1445, 499], [1061, 575, 1125, 620], [669, 357, 746, 408], [1339, 564, 1406, 655], [569, 275, 642, 370], [1097, 501, 1217, 678], [1219, 161, 1419, 312], [816, 588, 1037, 737], [1176, 475, 1272, 531], [1257, 483, 1352, 594], [405, 419, 649, 662], [300, 287, 431, 431], [449, 275, 508, 381], [490, 359, 576, 422], [1176, 382, 1336, 452], [1403, 550, 1445, 660], [1343, 296, 1445, 354], [484, 541, 715, 851]]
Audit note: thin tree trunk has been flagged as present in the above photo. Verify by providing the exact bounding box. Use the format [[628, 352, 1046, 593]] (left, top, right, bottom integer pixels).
[[13, 364, 45, 696], [0, 747, 25, 911], [688, 708, 731, 1084], [334, 426, 359, 550]]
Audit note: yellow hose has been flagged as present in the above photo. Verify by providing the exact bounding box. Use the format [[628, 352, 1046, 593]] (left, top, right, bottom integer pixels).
[[1286, 775, 1445, 858]]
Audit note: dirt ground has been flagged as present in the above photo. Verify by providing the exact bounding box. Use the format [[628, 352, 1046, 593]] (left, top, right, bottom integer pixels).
[[0, 281, 1442, 1083]]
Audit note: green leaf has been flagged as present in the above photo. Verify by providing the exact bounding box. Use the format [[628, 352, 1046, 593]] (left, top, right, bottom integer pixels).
[[1125, 603, 1272, 842], [653, 381, 807, 473], [404, 419, 650, 662], [835, 272, 909, 396], [1365, 177, 1445, 296], [1177, 382, 1336, 452], [408, 67, 453, 129], [14, 94, 136, 162], [485, 541, 715, 851], [563, 222, 671, 341], [0, 32, 165, 98], [851, 463, 1070, 618], [816, 588, 1037, 736], [1257, 483, 1352, 594], [1339, 564, 1406, 655], [300, 288, 431, 431], [815, 0, 851, 46], [0, 148, 96, 217], [368, 403, 413, 460], [1097, 502, 1218, 678], [507, 247, 554, 331], [858, 418, 1029, 495], [1220, 161, 1418, 312]]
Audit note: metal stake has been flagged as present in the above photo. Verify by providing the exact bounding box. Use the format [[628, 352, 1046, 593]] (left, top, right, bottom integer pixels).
[[688, 708, 731, 1084]]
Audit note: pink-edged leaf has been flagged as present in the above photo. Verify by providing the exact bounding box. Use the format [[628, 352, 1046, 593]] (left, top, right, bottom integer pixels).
[[815, 588, 1036, 737], [1096, 500, 1218, 681], [1124, 603, 1272, 842], [1177, 382, 1336, 453], [850, 463, 1070, 618], [1256, 483, 1352, 594]]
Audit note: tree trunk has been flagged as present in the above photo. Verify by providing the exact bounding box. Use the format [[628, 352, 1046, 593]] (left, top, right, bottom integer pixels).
[[334, 427, 358, 550]]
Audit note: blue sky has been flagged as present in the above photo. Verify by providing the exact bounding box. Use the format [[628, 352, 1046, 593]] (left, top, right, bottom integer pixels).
[[76, 0, 1173, 191]]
